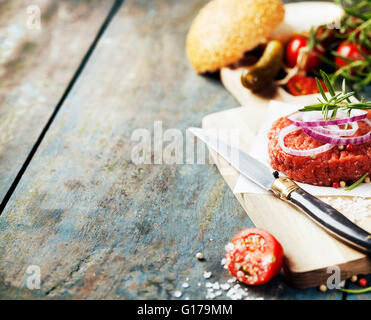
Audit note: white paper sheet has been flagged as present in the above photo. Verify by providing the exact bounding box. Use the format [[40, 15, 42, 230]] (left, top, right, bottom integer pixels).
[[233, 101, 371, 197]]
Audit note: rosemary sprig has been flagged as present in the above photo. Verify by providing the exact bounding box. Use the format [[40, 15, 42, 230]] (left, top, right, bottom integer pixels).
[[345, 173, 369, 191], [299, 71, 371, 119], [308, 0, 371, 91]]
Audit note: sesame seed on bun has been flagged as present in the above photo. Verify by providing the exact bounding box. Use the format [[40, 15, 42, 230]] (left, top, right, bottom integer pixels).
[[186, 0, 285, 74]]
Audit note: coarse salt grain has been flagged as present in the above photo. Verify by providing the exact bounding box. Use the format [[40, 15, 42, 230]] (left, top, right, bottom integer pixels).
[[214, 290, 223, 297], [322, 197, 371, 223], [182, 282, 189, 288], [173, 290, 182, 298], [220, 283, 231, 290], [226, 284, 249, 300], [212, 282, 220, 290], [203, 271, 212, 279], [203, 275, 252, 300]]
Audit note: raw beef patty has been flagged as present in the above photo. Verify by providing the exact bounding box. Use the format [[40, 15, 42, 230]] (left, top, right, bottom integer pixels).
[[268, 112, 371, 186]]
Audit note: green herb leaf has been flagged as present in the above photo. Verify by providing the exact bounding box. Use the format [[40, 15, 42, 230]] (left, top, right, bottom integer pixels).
[[320, 70, 336, 97], [316, 77, 328, 102], [339, 286, 371, 294], [300, 71, 371, 117], [345, 173, 369, 191], [316, 1, 371, 91]]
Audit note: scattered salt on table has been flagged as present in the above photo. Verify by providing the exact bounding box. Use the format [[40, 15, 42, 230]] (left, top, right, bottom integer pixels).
[[173, 290, 182, 298], [220, 283, 230, 290], [226, 284, 249, 300]]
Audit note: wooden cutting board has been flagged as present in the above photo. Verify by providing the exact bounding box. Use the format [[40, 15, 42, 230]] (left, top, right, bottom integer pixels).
[[201, 67, 371, 288]]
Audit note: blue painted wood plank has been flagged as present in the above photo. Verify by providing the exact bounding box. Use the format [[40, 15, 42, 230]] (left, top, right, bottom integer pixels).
[[0, 0, 342, 299], [345, 274, 371, 300], [0, 0, 115, 204]]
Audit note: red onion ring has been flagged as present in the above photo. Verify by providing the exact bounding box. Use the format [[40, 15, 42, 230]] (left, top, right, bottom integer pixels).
[[289, 109, 367, 127], [278, 125, 335, 156], [311, 122, 359, 137], [302, 119, 371, 145]]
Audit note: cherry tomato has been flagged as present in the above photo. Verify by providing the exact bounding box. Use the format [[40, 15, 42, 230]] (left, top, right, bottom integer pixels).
[[335, 41, 370, 68], [287, 75, 327, 96], [225, 228, 284, 285], [286, 35, 324, 71]]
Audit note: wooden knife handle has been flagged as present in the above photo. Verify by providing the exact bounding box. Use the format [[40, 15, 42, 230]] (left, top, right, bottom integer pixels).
[[288, 188, 371, 253]]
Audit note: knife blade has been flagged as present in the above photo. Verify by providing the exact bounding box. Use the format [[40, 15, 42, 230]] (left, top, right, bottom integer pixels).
[[189, 127, 371, 253]]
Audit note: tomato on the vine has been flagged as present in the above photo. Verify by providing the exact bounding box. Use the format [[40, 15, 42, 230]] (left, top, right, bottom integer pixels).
[[286, 35, 325, 71], [225, 228, 284, 285], [335, 41, 370, 68]]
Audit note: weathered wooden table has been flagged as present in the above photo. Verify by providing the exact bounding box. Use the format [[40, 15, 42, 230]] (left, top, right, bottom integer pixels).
[[0, 0, 368, 299]]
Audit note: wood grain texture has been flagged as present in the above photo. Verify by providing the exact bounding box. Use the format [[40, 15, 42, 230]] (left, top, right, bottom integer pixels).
[[0, 0, 115, 203], [0, 0, 341, 299]]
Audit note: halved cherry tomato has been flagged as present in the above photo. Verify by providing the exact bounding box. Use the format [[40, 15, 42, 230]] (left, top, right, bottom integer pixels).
[[286, 35, 325, 71], [287, 75, 327, 96], [225, 228, 284, 285], [335, 41, 370, 68]]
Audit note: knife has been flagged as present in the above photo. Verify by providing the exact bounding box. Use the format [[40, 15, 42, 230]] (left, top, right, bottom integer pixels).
[[189, 127, 371, 253]]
